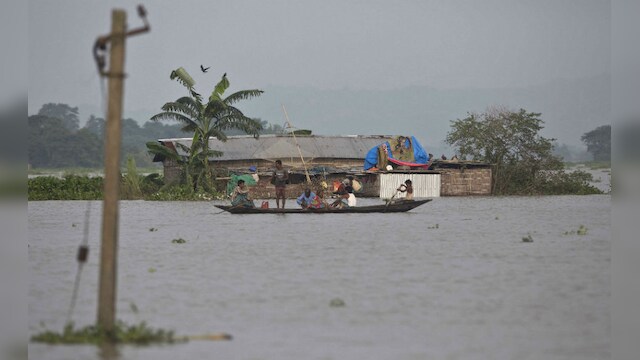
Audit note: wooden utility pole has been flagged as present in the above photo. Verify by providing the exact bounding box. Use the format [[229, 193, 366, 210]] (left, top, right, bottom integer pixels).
[[98, 9, 126, 333]]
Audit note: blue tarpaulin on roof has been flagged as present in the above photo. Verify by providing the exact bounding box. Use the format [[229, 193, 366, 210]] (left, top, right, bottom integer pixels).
[[363, 136, 429, 170]]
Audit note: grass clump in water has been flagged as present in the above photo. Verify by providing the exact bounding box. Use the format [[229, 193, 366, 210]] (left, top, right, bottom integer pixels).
[[31, 321, 182, 345], [563, 225, 588, 236], [171, 238, 187, 244]]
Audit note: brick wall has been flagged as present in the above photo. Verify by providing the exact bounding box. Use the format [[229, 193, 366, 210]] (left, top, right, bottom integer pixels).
[[163, 159, 182, 184], [439, 167, 492, 196]]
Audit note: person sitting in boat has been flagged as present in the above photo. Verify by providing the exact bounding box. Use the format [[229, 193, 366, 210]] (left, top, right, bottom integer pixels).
[[330, 190, 350, 209], [306, 187, 328, 209], [396, 179, 414, 200], [296, 188, 317, 209], [230, 179, 255, 208], [307, 189, 327, 209], [333, 178, 349, 195]]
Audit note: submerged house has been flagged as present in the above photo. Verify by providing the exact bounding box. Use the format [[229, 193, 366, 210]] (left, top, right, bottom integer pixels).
[[151, 134, 492, 197]]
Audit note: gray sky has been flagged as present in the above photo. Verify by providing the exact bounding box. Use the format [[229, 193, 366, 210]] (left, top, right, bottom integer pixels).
[[29, 0, 611, 137]]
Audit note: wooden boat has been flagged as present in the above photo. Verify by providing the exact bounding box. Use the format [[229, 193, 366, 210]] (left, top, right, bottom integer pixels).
[[215, 199, 432, 214]]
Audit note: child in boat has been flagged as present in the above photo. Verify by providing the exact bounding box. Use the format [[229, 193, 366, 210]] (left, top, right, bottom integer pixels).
[[397, 179, 414, 200], [231, 179, 255, 208]]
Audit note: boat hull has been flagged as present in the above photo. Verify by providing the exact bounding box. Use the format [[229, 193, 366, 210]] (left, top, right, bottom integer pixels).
[[215, 199, 432, 214]]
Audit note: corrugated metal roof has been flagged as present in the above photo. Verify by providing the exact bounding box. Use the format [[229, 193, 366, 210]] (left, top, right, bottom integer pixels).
[[379, 173, 441, 198], [159, 135, 395, 160]]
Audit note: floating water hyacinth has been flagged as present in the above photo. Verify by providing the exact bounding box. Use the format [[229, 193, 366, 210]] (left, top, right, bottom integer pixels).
[[577, 225, 588, 235], [563, 225, 588, 236], [171, 238, 186, 244], [522, 234, 533, 243], [31, 321, 180, 345], [329, 298, 345, 307]]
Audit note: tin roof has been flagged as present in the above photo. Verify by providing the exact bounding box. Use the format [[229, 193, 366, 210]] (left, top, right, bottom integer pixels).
[[158, 134, 395, 161]]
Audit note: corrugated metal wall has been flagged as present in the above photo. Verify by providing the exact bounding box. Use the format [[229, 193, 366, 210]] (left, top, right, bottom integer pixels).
[[379, 173, 441, 198]]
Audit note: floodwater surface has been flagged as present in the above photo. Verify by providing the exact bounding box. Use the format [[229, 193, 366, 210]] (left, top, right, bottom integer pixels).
[[28, 195, 610, 359]]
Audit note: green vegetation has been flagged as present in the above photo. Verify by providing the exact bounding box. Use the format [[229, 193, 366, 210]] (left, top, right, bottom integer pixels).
[[31, 321, 181, 345], [28, 175, 104, 200], [148, 68, 263, 193], [28, 102, 284, 171], [581, 125, 610, 162], [28, 173, 224, 201], [563, 225, 588, 236], [171, 238, 187, 244], [28, 103, 186, 169], [446, 107, 603, 195]]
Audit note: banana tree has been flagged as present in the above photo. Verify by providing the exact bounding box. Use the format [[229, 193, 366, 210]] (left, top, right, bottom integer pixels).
[[150, 68, 263, 191]]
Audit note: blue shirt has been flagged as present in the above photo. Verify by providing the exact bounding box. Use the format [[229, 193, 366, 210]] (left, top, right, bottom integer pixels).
[[296, 191, 316, 206]]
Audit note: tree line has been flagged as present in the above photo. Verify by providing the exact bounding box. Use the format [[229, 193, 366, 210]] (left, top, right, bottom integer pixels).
[[28, 103, 284, 169]]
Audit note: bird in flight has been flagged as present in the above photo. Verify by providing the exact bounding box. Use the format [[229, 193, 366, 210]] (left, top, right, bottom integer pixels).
[[200, 65, 210, 73]]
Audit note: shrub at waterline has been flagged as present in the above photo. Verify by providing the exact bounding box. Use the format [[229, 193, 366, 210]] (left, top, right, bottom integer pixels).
[[28, 175, 104, 200], [28, 174, 222, 200]]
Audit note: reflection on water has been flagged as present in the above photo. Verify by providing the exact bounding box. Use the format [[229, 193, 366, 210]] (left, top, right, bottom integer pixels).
[[28, 196, 610, 359], [98, 343, 120, 360]]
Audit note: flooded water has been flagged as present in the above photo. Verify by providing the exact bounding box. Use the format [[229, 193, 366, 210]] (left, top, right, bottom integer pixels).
[[28, 195, 610, 359]]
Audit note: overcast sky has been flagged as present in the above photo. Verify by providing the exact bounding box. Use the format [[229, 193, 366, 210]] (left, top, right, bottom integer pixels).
[[29, 0, 611, 128]]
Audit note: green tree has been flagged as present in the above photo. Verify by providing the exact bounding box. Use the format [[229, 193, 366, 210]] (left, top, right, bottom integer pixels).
[[38, 103, 80, 132], [446, 107, 598, 195], [85, 115, 105, 138], [581, 125, 611, 162], [149, 68, 263, 191], [29, 115, 103, 168]]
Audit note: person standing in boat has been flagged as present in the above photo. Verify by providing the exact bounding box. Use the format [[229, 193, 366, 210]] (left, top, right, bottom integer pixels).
[[271, 160, 289, 209], [231, 179, 255, 208], [396, 179, 414, 200]]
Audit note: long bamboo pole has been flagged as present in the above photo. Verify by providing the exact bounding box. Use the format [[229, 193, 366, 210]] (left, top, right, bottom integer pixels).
[[281, 105, 311, 183], [98, 9, 126, 333]]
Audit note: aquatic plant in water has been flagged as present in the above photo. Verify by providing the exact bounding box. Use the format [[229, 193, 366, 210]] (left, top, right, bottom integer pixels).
[[31, 321, 181, 345], [563, 225, 588, 236], [31, 321, 233, 345]]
